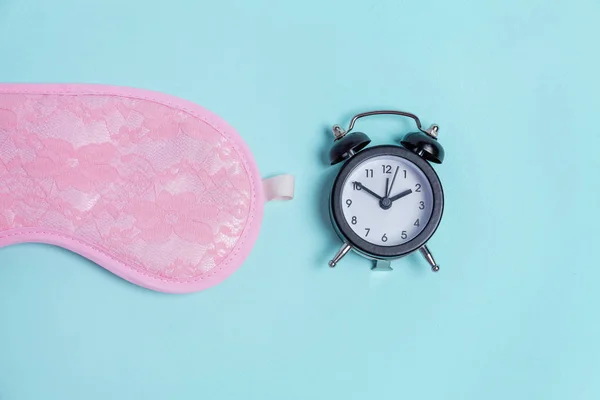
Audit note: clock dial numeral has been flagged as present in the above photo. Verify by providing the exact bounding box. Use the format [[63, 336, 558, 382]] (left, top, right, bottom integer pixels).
[[365, 169, 374, 178], [415, 183, 421, 192], [401, 231, 408, 239], [414, 218, 420, 227], [419, 201, 425, 210], [403, 170, 407, 178], [365, 228, 370, 237], [382, 165, 392, 174], [352, 216, 357, 225], [382, 233, 388, 242], [346, 199, 352, 207], [352, 182, 362, 190]]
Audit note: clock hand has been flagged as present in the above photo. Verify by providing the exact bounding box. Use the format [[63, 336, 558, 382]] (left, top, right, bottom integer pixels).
[[354, 182, 383, 200], [385, 178, 389, 199], [389, 189, 413, 202], [386, 166, 399, 197]]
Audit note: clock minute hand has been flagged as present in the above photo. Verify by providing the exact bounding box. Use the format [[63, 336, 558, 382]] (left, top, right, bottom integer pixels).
[[389, 189, 413, 202], [354, 182, 383, 200], [386, 166, 400, 197], [385, 178, 389, 198]]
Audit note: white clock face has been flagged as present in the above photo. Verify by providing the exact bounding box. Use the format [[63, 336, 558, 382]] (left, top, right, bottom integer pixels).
[[341, 155, 434, 246]]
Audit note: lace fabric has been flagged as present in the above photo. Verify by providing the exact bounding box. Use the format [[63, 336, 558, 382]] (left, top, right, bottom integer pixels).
[[0, 87, 258, 288]]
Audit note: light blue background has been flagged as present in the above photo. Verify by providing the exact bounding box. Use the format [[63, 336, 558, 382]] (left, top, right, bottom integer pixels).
[[1, 0, 599, 399]]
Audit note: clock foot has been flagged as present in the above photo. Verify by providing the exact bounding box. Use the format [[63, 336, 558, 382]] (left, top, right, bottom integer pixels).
[[329, 243, 352, 268], [372, 260, 393, 271], [419, 245, 440, 272]]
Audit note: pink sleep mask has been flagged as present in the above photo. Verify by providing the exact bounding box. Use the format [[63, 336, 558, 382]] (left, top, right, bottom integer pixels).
[[0, 84, 294, 293]]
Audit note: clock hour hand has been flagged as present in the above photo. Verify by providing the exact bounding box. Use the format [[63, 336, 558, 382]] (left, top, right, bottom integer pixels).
[[389, 188, 413, 202], [353, 182, 383, 200]]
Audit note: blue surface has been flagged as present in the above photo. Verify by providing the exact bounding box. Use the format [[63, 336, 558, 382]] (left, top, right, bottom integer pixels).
[[1, 0, 599, 399]]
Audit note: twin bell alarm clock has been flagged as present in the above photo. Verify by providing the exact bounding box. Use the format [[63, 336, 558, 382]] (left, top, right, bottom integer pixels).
[[326, 110, 445, 272]]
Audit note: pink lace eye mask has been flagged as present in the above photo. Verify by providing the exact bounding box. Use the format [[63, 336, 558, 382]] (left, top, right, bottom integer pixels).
[[0, 84, 294, 293]]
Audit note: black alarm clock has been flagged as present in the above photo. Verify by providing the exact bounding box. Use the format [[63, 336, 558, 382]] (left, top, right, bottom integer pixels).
[[327, 110, 445, 272]]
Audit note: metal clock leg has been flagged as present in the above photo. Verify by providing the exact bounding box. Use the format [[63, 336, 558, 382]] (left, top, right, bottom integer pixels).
[[419, 244, 440, 272], [329, 243, 352, 268]]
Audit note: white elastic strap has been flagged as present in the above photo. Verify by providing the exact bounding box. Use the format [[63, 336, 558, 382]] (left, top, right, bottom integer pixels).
[[262, 174, 295, 202]]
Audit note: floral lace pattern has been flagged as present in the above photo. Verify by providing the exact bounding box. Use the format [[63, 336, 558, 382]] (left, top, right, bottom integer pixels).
[[0, 92, 253, 281]]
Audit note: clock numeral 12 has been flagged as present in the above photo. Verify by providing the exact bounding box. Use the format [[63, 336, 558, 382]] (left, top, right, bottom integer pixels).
[[382, 165, 392, 174]]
